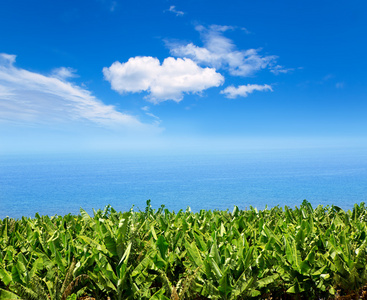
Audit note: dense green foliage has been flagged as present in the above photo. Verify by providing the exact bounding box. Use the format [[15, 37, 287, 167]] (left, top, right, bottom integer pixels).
[[2, 201, 367, 299]]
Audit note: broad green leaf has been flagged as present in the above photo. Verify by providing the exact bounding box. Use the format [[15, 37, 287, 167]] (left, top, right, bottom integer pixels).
[[66, 294, 77, 300], [0, 267, 12, 286], [193, 231, 207, 252], [80, 208, 91, 221], [150, 225, 158, 241], [184, 240, 203, 269], [149, 287, 170, 300], [286, 278, 304, 294], [104, 234, 117, 257], [78, 235, 107, 253], [232, 273, 257, 299], [209, 257, 222, 280], [132, 254, 153, 277], [156, 235, 169, 261], [257, 274, 279, 288], [0, 288, 19, 300], [118, 242, 132, 267], [209, 242, 221, 267], [218, 268, 233, 296]]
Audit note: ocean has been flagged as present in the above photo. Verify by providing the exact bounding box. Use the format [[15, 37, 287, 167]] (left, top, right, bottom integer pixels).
[[1, 147, 367, 219]]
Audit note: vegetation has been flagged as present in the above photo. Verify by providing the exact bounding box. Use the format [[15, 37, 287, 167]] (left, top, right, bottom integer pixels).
[[2, 200, 367, 299]]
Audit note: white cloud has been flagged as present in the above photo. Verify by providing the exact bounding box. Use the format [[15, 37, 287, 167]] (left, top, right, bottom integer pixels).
[[145, 112, 161, 125], [168, 25, 278, 77], [0, 53, 157, 132], [0, 53, 16, 66], [140, 105, 161, 125], [241, 27, 251, 34], [167, 6, 184, 16], [51, 67, 78, 80], [269, 65, 294, 75], [0, 84, 13, 99], [103, 56, 224, 103], [220, 84, 272, 99]]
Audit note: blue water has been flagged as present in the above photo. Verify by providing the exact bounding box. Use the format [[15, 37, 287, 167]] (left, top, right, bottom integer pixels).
[[1, 148, 367, 219]]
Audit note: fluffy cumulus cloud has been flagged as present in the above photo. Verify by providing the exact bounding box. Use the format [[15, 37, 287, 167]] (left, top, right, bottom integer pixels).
[[101, 25, 289, 103], [221, 84, 273, 99], [103, 56, 224, 103], [168, 25, 283, 77], [0, 53, 157, 131]]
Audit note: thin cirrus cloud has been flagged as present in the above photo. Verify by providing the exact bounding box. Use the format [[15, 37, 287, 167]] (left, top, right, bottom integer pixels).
[[167, 6, 185, 16], [270, 64, 294, 75], [221, 84, 273, 99], [0, 53, 156, 132], [103, 56, 224, 103], [168, 25, 287, 77]]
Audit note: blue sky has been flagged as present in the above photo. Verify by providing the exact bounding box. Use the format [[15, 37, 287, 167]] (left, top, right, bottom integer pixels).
[[1, 0, 366, 153]]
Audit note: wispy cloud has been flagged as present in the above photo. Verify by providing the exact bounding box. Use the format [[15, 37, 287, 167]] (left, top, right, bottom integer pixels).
[[0, 53, 157, 132], [51, 67, 78, 80], [336, 82, 345, 89], [140, 106, 161, 125], [103, 56, 224, 103], [220, 84, 272, 98], [166, 6, 184, 16], [168, 25, 285, 77], [95, 0, 118, 12], [110, 1, 117, 12], [241, 27, 251, 34], [269, 65, 294, 75]]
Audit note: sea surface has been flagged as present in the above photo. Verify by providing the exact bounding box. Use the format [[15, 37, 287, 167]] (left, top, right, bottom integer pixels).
[[1, 148, 367, 219]]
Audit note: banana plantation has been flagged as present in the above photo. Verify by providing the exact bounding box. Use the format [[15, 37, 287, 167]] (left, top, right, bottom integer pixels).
[[2, 200, 367, 299]]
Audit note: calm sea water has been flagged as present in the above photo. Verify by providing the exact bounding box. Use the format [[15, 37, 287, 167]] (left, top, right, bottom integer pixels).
[[1, 148, 367, 219]]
